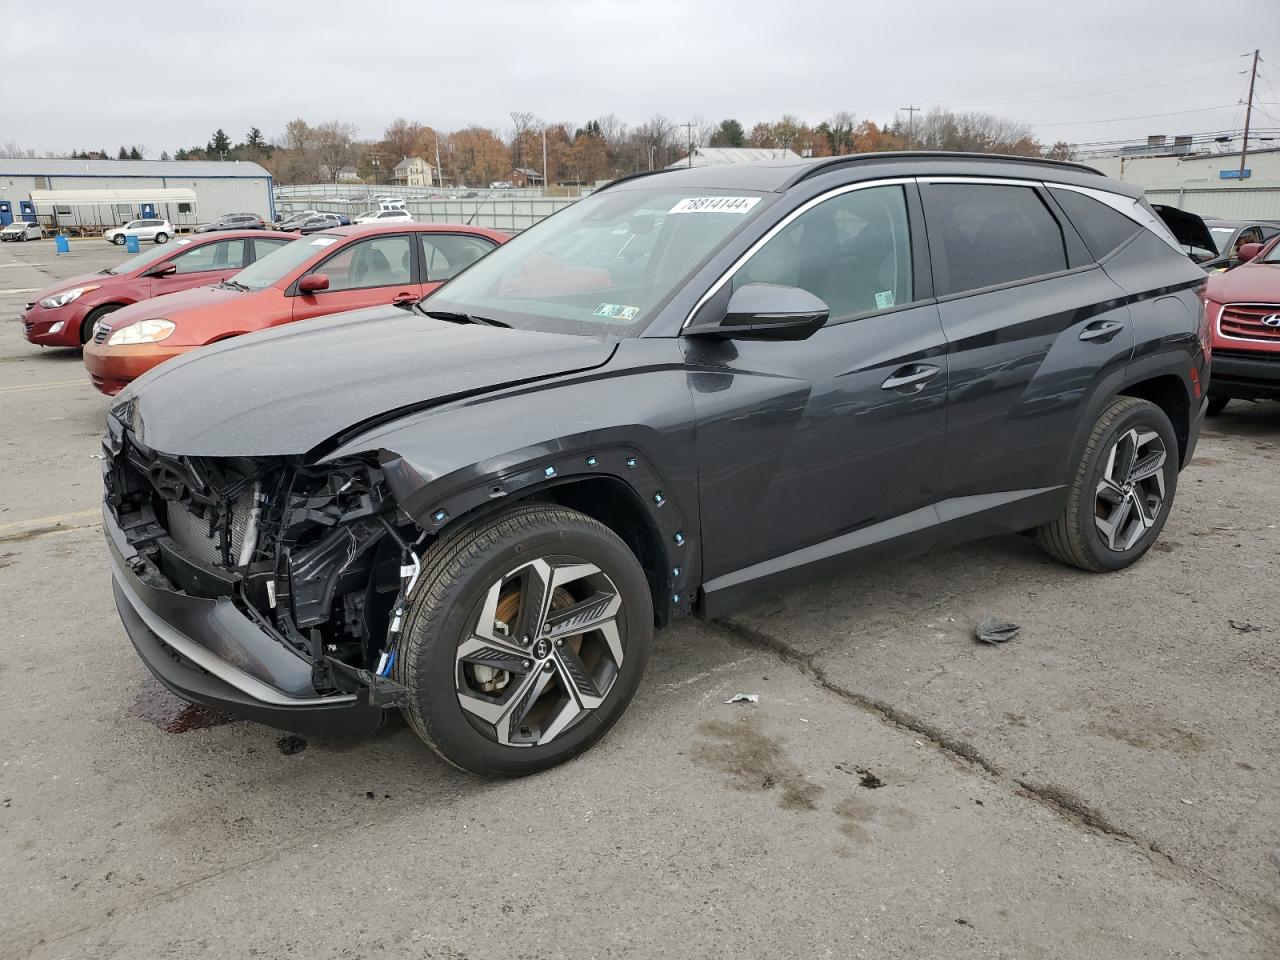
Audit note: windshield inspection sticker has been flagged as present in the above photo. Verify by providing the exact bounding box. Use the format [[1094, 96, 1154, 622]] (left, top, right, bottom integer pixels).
[[174, 238, 191, 245], [594, 303, 640, 322], [309, 237, 339, 246], [875, 290, 895, 309], [669, 196, 760, 215]]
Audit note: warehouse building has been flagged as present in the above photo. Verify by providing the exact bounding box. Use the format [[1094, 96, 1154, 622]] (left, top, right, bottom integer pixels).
[[0, 158, 274, 234], [1090, 147, 1280, 219]]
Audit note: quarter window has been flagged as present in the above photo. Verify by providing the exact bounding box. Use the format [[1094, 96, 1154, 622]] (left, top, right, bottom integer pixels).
[[313, 235, 413, 291], [253, 237, 292, 259], [1049, 187, 1141, 261], [171, 238, 247, 274], [420, 234, 497, 282], [926, 183, 1067, 296], [731, 185, 914, 320]]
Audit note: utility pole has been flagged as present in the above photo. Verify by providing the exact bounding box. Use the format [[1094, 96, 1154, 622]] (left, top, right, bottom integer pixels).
[[685, 121, 695, 167], [899, 105, 920, 149], [542, 126, 548, 196], [1240, 49, 1259, 178], [433, 135, 443, 189]]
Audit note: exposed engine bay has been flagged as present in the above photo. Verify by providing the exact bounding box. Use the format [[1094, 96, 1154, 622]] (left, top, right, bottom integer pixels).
[[104, 421, 419, 699]]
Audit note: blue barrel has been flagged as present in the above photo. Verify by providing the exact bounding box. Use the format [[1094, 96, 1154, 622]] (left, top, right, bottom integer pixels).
[[125, 235, 140, 253], [54, 235, 70, 254]]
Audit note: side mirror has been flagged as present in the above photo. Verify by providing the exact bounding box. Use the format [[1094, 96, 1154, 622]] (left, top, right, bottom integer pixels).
[[1237, 242, 1263, 263], [298, 273, 330, 294], [687, 283, 829, 340], [145, 262, 177, 278]]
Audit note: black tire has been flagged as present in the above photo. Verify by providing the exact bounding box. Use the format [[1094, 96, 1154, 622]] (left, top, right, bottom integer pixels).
[[112, 234, 126, 245], [1205, 395, 1230, 417], [394, 502, 653, 776], [1036, 396, 1179, 572], [154, 232, 169, 244], [80, 304, 122, 345]]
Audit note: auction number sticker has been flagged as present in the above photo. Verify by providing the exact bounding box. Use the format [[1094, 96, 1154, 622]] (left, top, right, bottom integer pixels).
[[669, 196, 760, 215], [310, 237, 339, 246]]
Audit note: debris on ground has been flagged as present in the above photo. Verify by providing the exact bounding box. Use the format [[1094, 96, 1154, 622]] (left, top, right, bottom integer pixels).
[[276, 734, 308, 755], [1228, 620, 1264, 633], [834, 762, 885, 788], [724, 693, 759, 705], [975, 617, 1021, 644]]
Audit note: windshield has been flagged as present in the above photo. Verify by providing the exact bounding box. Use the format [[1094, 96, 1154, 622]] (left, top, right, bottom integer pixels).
[[1262, 239, 1280, 264], [422, 186, 773, 337], [230, 233, 339, 290], [106, 240, 185, 274], [1209, 227, 1236, 253]]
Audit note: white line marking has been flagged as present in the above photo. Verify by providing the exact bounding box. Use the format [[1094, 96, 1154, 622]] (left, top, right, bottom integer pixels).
[[0, 508, 101, 540], [0, 287, 39, 294], [0, 378, 90, 395]]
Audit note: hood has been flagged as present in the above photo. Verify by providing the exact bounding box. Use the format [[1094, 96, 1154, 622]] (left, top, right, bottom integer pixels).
[[104, 282, 257, 327], [1205, 257, 1280, 304], [30, 272, 109, 302], [1151, 204, 1216, 259], [118, 307, 617, 457]]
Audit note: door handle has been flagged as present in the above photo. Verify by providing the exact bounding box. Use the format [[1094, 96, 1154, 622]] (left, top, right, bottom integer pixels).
[[881, 364, 941, 392], [391, 292, 417, 304], [1079, 319, 1125, 342]]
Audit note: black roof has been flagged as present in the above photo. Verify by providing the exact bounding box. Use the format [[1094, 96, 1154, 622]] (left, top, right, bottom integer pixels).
[[602, 151, 1128, 197]]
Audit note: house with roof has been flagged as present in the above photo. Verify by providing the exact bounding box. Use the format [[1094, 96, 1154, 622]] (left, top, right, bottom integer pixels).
[[391, 156, 435, 188]]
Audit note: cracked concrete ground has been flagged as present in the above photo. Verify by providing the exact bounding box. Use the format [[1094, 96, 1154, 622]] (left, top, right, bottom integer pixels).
[[1, 240, 1277, 958]]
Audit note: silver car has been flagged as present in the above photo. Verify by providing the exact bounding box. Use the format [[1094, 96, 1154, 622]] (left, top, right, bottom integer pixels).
[[104, 218, 174, 245], [0, 221, 42, 241]]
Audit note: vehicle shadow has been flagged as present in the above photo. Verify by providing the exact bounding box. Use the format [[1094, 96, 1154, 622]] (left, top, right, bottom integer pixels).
[[1199, 399, 1280, 441]]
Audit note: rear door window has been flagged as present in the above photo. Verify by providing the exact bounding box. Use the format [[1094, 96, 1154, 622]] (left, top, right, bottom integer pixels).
[[924, 183, 1068, 296]]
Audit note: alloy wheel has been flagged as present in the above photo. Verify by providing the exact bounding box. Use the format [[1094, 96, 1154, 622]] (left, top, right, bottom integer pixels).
[[455, 556, 625, 747], [1094, 427, 1167, 552]]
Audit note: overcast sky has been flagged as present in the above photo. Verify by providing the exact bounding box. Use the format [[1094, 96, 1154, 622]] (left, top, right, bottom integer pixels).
[[8, 0, 1279, 156]]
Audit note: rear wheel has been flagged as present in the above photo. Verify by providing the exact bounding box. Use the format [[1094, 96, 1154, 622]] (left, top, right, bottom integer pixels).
[[1205, 395, 1230, 417], [80, 304, 122, 345], [395, 503, 652, 776], [1036, 397, 1178, 572]]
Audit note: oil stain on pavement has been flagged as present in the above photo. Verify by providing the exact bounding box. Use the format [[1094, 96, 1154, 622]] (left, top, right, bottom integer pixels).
[[127, 677, 236, 733], [691, 715, 823, 811]]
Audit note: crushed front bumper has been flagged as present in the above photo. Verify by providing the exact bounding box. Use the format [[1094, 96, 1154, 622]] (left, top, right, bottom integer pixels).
[[105, 504, 386, 737]]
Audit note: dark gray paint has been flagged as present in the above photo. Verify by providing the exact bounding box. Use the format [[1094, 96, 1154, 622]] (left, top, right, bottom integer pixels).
[[115, 154, 1209, 628]]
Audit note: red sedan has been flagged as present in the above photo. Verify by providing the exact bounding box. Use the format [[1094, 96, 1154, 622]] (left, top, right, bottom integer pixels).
[[83, 223, 508, 395], [21, 231, 296, 348], [1203, 235, 1280, 414]]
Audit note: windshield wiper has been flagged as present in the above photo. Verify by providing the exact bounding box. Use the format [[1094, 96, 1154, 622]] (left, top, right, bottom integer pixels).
[[98, 268, 115, 275], [415, 306, 509, 328], [219, 279, 251, 292]]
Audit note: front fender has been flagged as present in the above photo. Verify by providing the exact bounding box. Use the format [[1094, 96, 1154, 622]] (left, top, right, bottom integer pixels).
[[322, 339, 701, 617]]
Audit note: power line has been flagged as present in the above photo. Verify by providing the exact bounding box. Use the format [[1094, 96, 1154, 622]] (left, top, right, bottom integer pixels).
[[1033, 103, 1243, 128], [933, 52, 1251, 106], [956, 70, 1247, 109]]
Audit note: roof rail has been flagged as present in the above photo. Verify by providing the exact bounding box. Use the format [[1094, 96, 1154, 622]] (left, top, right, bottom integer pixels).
[[789, 151, 1104, 187], [592, 168, 675, 193]]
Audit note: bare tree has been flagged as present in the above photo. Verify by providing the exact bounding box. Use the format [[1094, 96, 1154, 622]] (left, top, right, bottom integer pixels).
[[0, 140, 37, 159], [312, 121, 358, 179], [383, 118, 425, 161]]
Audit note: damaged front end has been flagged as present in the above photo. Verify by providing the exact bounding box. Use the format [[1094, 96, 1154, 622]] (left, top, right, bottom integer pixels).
[[102, 411, 420, 735]]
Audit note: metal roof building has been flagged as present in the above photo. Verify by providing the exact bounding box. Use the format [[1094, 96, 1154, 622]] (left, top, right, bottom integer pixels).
[[0, 158, 274, 232], [1090, 148, 1280, 219], [668, 147, 802, 169]]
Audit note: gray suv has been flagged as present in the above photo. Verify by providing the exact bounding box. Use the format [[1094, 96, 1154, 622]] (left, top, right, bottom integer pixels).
[[102, 152, 1209, 775]]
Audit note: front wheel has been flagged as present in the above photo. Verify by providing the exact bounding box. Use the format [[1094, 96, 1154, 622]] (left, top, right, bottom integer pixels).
[[154, 232, 169, 244], [112, 234, 126, 245], [1036, 396, 1179, 572], [395, 503, 653, 776]]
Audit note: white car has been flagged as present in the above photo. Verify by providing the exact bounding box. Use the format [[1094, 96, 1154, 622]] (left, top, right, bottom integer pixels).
[[0, 221, 42, 242], [353, 209, 414, 225], [104, 218, 174, 246]]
